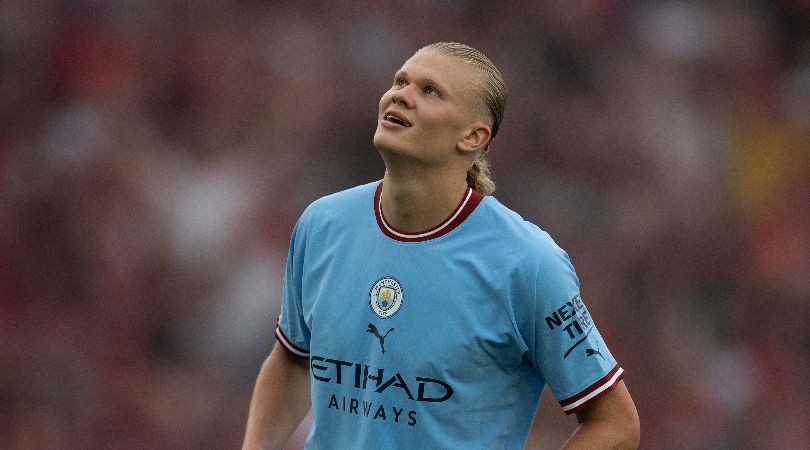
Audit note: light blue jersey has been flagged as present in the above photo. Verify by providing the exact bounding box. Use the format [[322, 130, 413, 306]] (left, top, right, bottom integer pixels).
[[276, 181, 624, 449]]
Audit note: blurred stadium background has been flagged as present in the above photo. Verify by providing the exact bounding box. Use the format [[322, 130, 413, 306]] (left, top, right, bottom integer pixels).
[[1, 0, 808, 448]]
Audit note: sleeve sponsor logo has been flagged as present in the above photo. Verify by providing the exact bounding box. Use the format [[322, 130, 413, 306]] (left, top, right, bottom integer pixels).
[[543, 293, 598, 359]]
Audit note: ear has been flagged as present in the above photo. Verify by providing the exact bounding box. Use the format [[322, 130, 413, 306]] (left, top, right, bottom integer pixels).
[[457, 122, 492, 154]]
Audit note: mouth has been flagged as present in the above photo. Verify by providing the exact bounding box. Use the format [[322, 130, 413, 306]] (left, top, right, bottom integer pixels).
[[383, 111, 412, 127]]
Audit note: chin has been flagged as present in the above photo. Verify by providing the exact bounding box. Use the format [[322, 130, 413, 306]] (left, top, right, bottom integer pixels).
[[373, 130, 403, 155]]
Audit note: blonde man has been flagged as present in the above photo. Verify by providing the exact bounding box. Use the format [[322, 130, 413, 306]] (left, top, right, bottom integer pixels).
[[243, 42, 639, 449]]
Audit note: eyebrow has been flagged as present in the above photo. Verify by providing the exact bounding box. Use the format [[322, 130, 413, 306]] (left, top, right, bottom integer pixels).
[[395, 70, 450, 96]]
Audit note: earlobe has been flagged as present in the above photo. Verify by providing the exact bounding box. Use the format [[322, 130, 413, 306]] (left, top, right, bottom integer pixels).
[[458, 124, 492, 154]]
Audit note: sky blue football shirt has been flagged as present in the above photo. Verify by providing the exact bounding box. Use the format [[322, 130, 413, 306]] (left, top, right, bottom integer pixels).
[[276, 181, 624, 449]]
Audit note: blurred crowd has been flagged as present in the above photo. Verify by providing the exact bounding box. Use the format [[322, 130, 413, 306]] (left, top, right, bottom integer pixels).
[[1, 0, 808, 448]]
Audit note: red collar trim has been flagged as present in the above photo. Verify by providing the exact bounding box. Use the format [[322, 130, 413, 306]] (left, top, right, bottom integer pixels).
[[374, 182, 484, 242]]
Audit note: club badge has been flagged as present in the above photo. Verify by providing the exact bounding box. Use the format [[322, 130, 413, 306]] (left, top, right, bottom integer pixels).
[[369, 276, 404, 319]]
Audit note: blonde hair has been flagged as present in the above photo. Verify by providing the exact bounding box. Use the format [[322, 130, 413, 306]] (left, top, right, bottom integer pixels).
[[420, 42, 507, 196]]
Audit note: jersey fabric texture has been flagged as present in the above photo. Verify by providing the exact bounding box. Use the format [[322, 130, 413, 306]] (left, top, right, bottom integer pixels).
[[276, 181, 624, 449]]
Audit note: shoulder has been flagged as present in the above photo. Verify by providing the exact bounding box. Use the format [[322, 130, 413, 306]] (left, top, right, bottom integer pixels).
[[475, 196, 567, 259], [290, 181, 380, 247], [300, 180, 379, 223], [471, 196, 578, 292]]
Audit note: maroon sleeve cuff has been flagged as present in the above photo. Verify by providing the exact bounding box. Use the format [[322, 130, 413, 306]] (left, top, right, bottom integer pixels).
[[559, 365, 625, 414], [275, 325, 309, 358]]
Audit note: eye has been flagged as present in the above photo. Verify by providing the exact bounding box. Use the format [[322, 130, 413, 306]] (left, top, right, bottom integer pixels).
[[423, 85, 440, 97], [393, 78, 407, 89]]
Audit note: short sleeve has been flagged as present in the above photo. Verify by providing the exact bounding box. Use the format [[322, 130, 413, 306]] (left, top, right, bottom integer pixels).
[[521, 238, 625, 414], [275, 214, 311, 358]]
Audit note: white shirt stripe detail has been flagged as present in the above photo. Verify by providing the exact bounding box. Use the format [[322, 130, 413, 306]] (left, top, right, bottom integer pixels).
[[275, 327, 309, 357], [561, 367, 625, 412], [378, 188, 472, 239]]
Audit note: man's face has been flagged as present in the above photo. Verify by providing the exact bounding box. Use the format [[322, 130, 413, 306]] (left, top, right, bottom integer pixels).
[[373, 50, 482, 164]]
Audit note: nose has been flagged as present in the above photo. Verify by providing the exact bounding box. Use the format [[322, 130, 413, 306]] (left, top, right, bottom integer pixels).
[[390, 87, 413, 109]]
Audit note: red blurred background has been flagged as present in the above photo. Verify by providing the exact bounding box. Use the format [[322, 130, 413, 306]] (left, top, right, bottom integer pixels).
[[1, 1, 808, 448]]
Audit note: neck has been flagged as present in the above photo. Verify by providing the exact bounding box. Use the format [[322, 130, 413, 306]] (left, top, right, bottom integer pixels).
[[380, 165, 470, 233]]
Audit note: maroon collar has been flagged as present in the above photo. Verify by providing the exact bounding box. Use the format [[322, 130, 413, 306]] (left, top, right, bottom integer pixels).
[[374, 182, 484, 242]]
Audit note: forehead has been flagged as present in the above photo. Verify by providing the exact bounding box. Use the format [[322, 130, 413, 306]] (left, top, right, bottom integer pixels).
[[398, 49, 480, 99]]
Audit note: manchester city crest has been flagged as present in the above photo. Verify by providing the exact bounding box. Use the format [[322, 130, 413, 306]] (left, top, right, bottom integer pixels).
[[369, 276, 404, 318]]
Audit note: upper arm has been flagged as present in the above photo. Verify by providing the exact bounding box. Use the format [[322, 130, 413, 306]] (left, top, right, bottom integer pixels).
[[574, 380, 640, 446], [242, 341, 311, 450], [273, 339, 311, 373]]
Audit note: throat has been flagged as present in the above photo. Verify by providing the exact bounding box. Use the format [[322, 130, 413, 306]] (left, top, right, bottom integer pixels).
[[379, 178, 470, 234]]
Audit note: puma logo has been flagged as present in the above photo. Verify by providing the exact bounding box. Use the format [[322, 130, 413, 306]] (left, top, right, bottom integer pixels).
[[367, 323, 394, 354], [586, 344, 604, 360]]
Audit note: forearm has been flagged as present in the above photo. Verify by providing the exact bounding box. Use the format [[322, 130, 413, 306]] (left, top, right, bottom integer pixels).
[[243, 343, 311, 450]]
